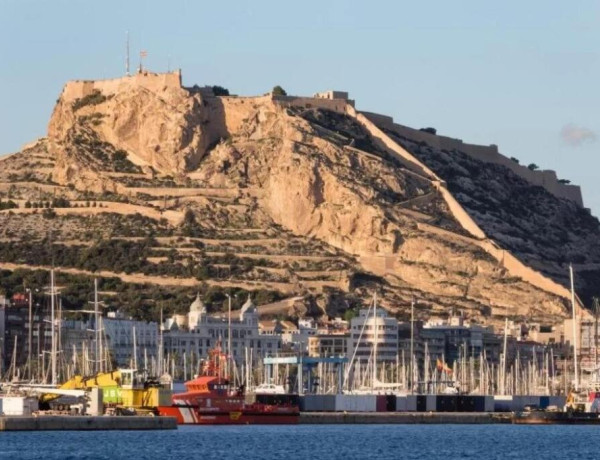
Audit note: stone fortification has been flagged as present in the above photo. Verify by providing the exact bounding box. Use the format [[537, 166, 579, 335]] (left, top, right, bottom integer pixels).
[[273, 92, 589, 311], [361, 111, 583, 207], [60, 70, 184, 102]]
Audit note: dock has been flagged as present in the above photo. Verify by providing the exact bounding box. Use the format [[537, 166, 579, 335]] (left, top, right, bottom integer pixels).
[[0, 415, 178, 431], [299, 412, 512, 424]]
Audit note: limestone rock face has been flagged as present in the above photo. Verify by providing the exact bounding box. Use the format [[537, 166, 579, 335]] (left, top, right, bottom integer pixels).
[[3, 71, 598, 326], [48, 73, 222, 183]]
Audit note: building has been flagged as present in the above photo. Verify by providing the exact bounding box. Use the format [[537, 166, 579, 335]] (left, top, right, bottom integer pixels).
[[60, 312, 159, 370], [281, 318, 318, 352], [163, 295, 281, 365], [308, 333, 349, 358], [348, 308, 399, 362], [103, 312, 159, 367], [422, 315, 501, 364], [0, 293, 51, 373]]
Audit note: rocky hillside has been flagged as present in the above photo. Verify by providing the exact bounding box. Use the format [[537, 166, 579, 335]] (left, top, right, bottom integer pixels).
[[0, 70, 597, 326]]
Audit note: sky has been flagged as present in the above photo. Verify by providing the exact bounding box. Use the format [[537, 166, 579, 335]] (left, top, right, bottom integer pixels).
[[1, 0, 598, 214]]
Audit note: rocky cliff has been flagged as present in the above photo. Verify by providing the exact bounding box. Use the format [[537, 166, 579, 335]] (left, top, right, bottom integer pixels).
[[0, 70, 597, 325]]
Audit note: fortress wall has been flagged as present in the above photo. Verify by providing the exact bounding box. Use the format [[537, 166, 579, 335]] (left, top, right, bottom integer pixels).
[[362, 113, 584, 207], [350, 108, 585, 308], [217, 95, 274, 134], [360, 111, 394, 130], [273, 95, 349, 114], [347, 106, 441, 182], [61, 71, 183, 102]]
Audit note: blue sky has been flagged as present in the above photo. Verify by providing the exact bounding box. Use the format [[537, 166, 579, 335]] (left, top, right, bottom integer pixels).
[[1, 0, 598, 214]]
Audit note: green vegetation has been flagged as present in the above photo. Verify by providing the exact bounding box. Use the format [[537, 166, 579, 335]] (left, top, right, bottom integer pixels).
[[527, 163, 539, 171], [72, 90, 108, 111], [0, 199, 18, 210], [112, 150, 141, 173], [419, 127, 437, 135], [0, 268, 284, 322], [272, 85, 287, 96], [212, 85, 230, 96], [510, 157, 519, 164]]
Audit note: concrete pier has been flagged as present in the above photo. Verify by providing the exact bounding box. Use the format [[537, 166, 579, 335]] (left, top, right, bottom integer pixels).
[[299, 412, 512, 424], [0, 415, 177, 431]]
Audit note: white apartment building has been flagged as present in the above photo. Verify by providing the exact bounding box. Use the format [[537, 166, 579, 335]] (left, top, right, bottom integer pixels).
[[348, 308, 398, 361]]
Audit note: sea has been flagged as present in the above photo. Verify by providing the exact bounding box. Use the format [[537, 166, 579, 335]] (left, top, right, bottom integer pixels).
[[0, 424, 597, 460]]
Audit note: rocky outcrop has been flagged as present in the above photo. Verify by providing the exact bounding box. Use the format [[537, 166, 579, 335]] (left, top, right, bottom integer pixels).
[[2, 71, 597, 326]]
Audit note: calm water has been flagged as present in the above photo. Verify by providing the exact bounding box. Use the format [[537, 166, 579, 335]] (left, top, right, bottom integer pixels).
[[0, 424, 598, 460]]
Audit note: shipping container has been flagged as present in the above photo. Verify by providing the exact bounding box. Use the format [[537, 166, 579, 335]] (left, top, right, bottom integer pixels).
[[395, 396, 407, 412], [301, 395, 336, 411], [436, 395, 457, 412], [334, 395, 377, 412], [493, 395, 513, 412], [416, 395, 427, 412], [0, 396, 38, 416], [385, 395, 396, 412], [484, 396, 495, 412], [426, 395, 437, 411], [406, 395, 418, 411]]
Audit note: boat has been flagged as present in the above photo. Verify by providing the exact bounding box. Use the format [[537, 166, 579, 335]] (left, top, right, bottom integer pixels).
[[513, 409, 600, 425], [158, 346, 299, 424]]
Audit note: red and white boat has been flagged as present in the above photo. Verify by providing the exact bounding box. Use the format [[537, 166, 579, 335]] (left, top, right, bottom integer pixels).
[[158, 346, 299, 425]]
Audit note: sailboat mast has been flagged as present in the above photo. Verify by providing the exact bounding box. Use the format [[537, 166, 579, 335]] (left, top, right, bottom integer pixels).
[[94, 278, 100, 374], [50, 269, 57, 385], [372, 292, 378, 391], [570, 264, 579, 391], [502, 318, 508, 394], [410, 298, 414, 394]]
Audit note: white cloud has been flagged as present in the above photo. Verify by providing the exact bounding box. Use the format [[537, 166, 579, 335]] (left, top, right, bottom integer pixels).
[[560, 124, 597, 147]]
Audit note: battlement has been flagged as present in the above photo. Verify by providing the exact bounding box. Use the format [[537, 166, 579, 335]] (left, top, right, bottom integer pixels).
[[272, 89, 355, 114], [60, 70, 183, 102], [361, 111, 584, 207]]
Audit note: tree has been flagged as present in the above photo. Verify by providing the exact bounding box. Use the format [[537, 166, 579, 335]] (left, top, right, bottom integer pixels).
[[559, 179, 571, 184], [212, 85, 230, 96], [272, 85, 287, 96], [510, 157, 520, 164], [419, 127, 437, 135], [527, 163, 539, 171]]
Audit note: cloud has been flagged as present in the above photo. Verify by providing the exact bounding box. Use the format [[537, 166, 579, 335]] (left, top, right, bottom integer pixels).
[[560, 124, 597, 147]]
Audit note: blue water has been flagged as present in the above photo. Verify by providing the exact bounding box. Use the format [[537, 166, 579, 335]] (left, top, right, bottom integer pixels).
[[0, 425, 598, 460]]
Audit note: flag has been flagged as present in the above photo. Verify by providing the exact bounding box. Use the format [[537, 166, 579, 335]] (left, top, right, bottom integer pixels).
[[140, 50, 148, 58], [437, 358, 453, 374]]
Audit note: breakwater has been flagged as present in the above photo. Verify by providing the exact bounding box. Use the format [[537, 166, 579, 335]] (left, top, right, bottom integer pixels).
[[0, 415, 177, 431]]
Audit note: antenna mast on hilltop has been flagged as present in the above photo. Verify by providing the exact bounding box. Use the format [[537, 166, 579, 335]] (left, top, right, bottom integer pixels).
[[126, 31, 130, 76]]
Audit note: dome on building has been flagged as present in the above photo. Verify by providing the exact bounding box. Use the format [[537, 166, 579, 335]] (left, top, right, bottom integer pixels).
[[189, 293, 206, 314], [240, 295, 257, 320]]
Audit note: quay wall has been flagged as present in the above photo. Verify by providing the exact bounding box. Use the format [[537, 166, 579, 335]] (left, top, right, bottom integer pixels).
[[0, 415, 177, 431], [299, 412, 511, 424]]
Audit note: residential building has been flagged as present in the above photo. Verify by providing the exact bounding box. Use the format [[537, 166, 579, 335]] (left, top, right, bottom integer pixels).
[[308, 332, 349, 358], [348, 308, 398, 362]]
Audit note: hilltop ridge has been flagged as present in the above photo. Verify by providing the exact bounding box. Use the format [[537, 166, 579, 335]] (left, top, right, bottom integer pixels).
[[0, 69, 598, 325]]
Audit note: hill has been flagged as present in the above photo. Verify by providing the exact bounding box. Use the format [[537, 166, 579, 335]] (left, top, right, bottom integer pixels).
[[0, 70, 597, 326]]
